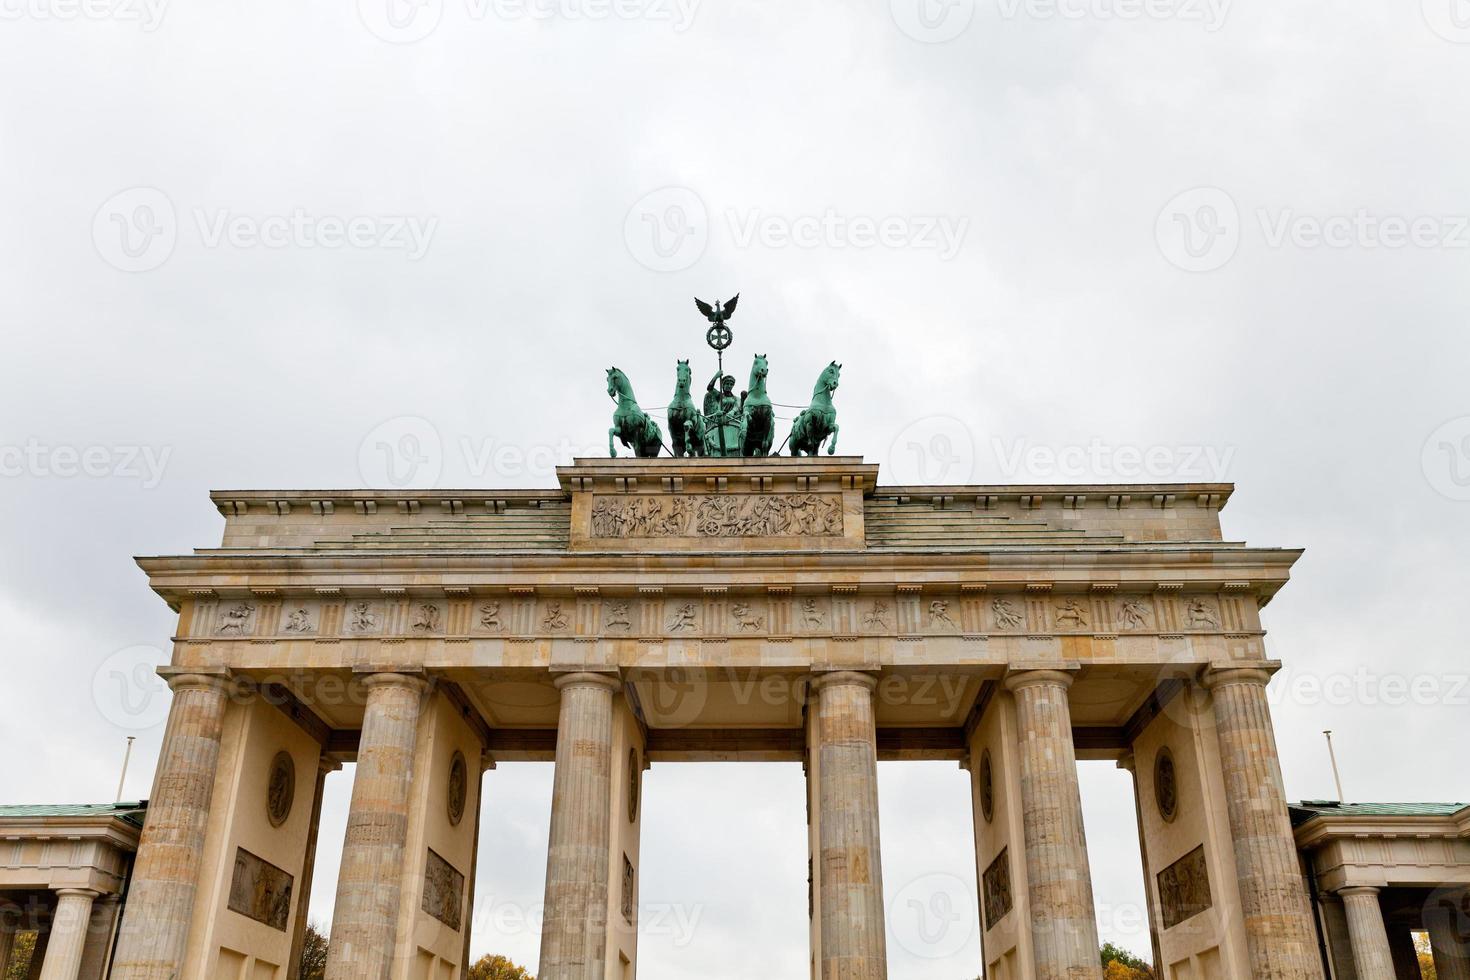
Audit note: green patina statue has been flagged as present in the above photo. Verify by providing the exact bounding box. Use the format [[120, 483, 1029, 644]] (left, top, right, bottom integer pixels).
[[606, 366, 663, 458], [667, 359, 706, 458], [740, 353, 775, 457], [786, 361, 841, 456], [701, 368, 744, 457]]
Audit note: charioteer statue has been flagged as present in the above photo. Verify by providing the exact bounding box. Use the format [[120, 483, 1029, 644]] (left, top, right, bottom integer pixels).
[[606, 294, 841, 458]]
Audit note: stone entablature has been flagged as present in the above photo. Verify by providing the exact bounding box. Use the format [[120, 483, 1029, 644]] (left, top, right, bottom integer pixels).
[[0, 803, 144, 897], [1293, 802, 1470, 892]]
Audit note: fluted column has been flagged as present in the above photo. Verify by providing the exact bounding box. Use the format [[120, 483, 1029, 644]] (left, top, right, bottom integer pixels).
[[37, 889, 97, 980], [539, 672, 620, 980], [325, 672, 429, 980], [287, 758, 339, 980], [810, 671, 887, 980], [1427, 888, 1470, 980], [111, 671, 231, 980], [1337, 888, 1394, 979], [1005, 669, 1100, 980], [0, 919, 17, 977], [1202, 666, 1322, 979]]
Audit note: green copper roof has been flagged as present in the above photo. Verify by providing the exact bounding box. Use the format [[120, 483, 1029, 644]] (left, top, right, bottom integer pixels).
[[1291, 801, 1467, 825], [0, 801, 147, 828]]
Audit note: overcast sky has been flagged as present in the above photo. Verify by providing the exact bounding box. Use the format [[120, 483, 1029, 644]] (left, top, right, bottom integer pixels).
[[3, 0, 1470, 975]]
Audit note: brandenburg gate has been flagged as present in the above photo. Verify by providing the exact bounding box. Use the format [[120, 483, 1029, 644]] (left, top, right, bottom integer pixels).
[[107, 453, 1326, 980]]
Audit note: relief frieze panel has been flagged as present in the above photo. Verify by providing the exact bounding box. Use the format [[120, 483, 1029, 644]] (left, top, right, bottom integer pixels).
[[589, 493, 843, 539]]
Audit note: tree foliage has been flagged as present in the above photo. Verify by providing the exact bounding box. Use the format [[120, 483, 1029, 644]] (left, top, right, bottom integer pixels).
[[299, 922, 329, 980], [1101, 942, 1155, 979], [4, 932, 36, 980], [467, 953, 536, 980]]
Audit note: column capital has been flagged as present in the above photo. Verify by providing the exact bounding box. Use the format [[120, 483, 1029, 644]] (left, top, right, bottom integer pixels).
[[552, 671, 621, 693], [809, 670, 879, 693], [52, 889, 100, 901], [158, 667, 233, 695], [1003, 667, 1078, 693], [1338, 886, 1382, 898], [1200, 661, 1282, 691], [356, 671, 430, 695], [1116, 752, 1137, 774]]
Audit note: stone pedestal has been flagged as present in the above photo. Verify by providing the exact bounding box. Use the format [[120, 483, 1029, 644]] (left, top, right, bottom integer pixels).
[[325, 672, 429, 980], [1202, 666, 1322, 979], [1427, 889, 1470, 980], [1338, 887, 1393, 979], [1004, 669, 1101, 980], [809, 671, 887, 980], [539, 672, 620, 980], [37, 889, 97, 980], [111, 671, 231, 980]]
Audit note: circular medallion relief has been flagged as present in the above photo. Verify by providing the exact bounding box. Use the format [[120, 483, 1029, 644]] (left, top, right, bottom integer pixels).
[[628, 748, 642, 824], [266, 751, 295, 828], [447, 750, 468, 827], [1155, 747, 1178, 823], [979, 749, 995, 824]]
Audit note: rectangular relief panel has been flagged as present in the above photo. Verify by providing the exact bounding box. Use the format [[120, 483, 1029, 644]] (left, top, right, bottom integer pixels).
[[983, 846, 1014, 929], [227, 848, 294, 931], [422, 848, 465, 931], [589, 493, 844, 539], [1157, 845, 1213, 930]]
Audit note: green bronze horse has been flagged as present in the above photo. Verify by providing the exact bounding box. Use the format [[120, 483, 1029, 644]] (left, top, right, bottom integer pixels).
[[607, 367, 663, 458], [668, 359, 706, 458], [787, 361, 841, 456], [740, 353, 775, 457]]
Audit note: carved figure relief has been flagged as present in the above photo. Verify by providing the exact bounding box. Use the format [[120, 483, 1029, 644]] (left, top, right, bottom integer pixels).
[[666, 602, 699, 633], [628, 748, 641, 823], [1158, 845, 1212, 929], [479, 601, 504, 632], [412, 603, 441, 632], [992, 598, 1024, 631], [1054, 598, 1088, 630], [1118, 597, 1151, 631], [621, 854, 636, 925], [447, 750, 468, 826], [542, 602, 569, 632], [422, 849, 465, 930], [801, 598, 826, 630], [731, 602, 765, 632], [863, 601, 889, 630], [928, 599, 957, 630], [266, 751, 295, 828], [1155, 747, 1178, 823], [605, 600, 632, 633], [349, 601, 379, 633], [217, 602, 255, 635], [982, 848, 1013, 929], [590, 493, 843, 538], [282, 607, 314, 634], [979, 749, 995, 823], [1186, 598, 1219, 629], [228, 848, 293, 931]]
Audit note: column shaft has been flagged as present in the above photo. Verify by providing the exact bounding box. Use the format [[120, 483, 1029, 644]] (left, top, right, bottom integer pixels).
[[1005, 670, 1101, 980], [1338, 888, 1394, 979], [325, 673, 428, 980], [111, 673, 230, 980], [0, 922, 17, 977], [1427, 888, 1470, 980], [811, 671, 887, 980], [38, 890, 97, 980], [1204, 667, 1322, 979], [539, 672, 619, 980], [287, 760, 336, 980]]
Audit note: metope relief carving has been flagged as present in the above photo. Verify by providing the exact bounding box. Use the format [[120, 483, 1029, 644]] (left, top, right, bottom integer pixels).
[[281, 607, 315, 634], [863, 601, 890, 631], [542, 602, 570, 632], [478, 602, 504, 633], [217, 602, 256, 635], [1157, 845, 1212, 929], [422, 848, 465, 931], [348, 601, 380, 634], [604, 600, 633, 633], [590, 493, 843, 538], [800, 597, 827, 631], [227, 848, 293, 931], [1186, 598, 1219, 629], [991, 598, 1024, 632], [1054, 598, 1088, 630], [412, 603, 441, 633], [1117, 597, 1152, 631], [730, 601, 766, 632], [928, 600, 958, 631], [666, 602, 699, 634]]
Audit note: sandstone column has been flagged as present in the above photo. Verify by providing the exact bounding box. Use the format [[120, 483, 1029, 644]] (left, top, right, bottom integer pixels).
[[1004, 669, 1101, 980], [111, 671, 231, 980], [0, 919, 17, 977], [1427, 888, 1470, 980], [1338, 887, 1394, 979], [539, 672, 620, 980], [810, 671, 887, 980], [37, 889, 97, 980], [325, 672, 429, 980], [287, 758, 339, 980], [1202, 665, 1322, 979]]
